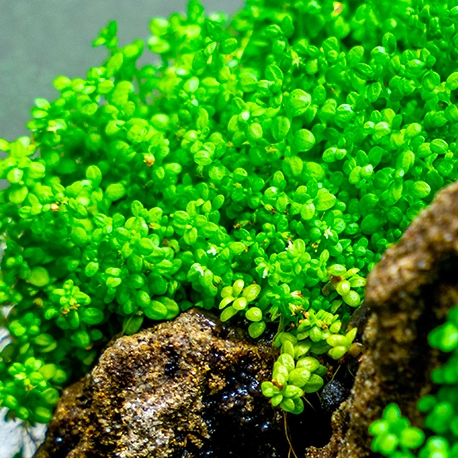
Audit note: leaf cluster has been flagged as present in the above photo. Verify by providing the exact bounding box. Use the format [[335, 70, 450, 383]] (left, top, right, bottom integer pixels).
[[3, 0, 458, 423]]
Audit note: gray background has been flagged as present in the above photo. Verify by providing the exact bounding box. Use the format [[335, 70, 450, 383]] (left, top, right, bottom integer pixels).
[[0, 0, 243, 142], [0, 2, 243, 456]]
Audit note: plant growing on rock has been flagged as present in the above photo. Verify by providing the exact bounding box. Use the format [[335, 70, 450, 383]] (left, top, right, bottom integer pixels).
[[2, 0, 458, 425], [369, 305, 458, 458]]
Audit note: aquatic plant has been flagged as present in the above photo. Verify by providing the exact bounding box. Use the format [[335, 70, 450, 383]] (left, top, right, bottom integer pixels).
[[2, 0, 458, 424]]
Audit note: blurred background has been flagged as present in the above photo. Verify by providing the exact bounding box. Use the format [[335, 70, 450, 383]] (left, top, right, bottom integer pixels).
[[0, 0, 244, 142], [0, 2, 243, 456]]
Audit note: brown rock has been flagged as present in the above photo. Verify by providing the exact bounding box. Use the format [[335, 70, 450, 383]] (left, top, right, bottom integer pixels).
[[306, 182, 458, 457], [35, 309, 291, 458]]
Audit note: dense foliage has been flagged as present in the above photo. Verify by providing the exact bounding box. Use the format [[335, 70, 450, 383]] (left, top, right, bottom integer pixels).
[[2, 0, 458, 424], [370, 306, 458, 458]]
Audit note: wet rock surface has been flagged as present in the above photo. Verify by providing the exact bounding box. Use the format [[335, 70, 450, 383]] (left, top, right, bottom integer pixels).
[[34, 309, 297, 458], [306, 182, 458, 457]]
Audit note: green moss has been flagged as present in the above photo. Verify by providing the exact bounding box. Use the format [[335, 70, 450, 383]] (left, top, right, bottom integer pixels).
[[2, 0, 458, 424]]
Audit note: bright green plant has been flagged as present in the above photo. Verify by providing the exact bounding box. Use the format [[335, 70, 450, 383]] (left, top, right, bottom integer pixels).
[[370, 403, 425, 457], [370, 305, 458, 458], [2, 0, 458, 424]]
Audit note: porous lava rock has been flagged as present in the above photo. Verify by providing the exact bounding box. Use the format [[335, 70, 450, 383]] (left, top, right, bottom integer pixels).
[[306, 182, 458, 457], [34, 309, 289, 458]]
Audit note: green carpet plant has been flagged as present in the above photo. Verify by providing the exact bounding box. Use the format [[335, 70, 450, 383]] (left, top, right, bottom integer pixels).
[[2, 0, 458, 423]]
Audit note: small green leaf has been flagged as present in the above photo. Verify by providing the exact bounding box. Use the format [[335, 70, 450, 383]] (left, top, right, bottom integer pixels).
[[220, 38, 238, 54], [194, 150, 213, 166], [296, 356, 320, 372], [9, 186, 28, 204], [248, 321, 266, 338], [328, 345, 348, 360], [28, 267, 50, 287], [123, 316, 144, 335], [81, 308, 104, 325], [34, 407, 53, 424], [72, 227, 89, 246], [326, 334, 347, 347], [303, 374, 324, 393], [288, 368, 311, 388], [261, 381, 280, 397], [277, 353, 295, 371], [342, 290, 361, 307], [42, 387, 60, 407], [430, 139, 448, 155], [283, 384, 304, 398], [246, 307, 263, 322], [447, 72, 458, 91], [148, 36, 170, 54], [288, 89, 311, 115], [271, 394, 283, 407], [247, 123, 263, 141], [411, 181, 431, 198], [400, 427, 425, 449], [242, 284, 261, 302], [240, 74, 258, 93], [271, 116, 290, 141], [106, 53, 124, 76], [72, 330, 91, 348], [314, 189, 336, 211], [300, 202, 315, 220], [86, 165, 102, 186], [294, 129, 316, 152], [361, 214, 385, 235], [145, 301, 168, 320], [282, 156, 303, 177], [85, 262, 99, 277], [220, 305, 238, 322], [106, 183, 126, 201]]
